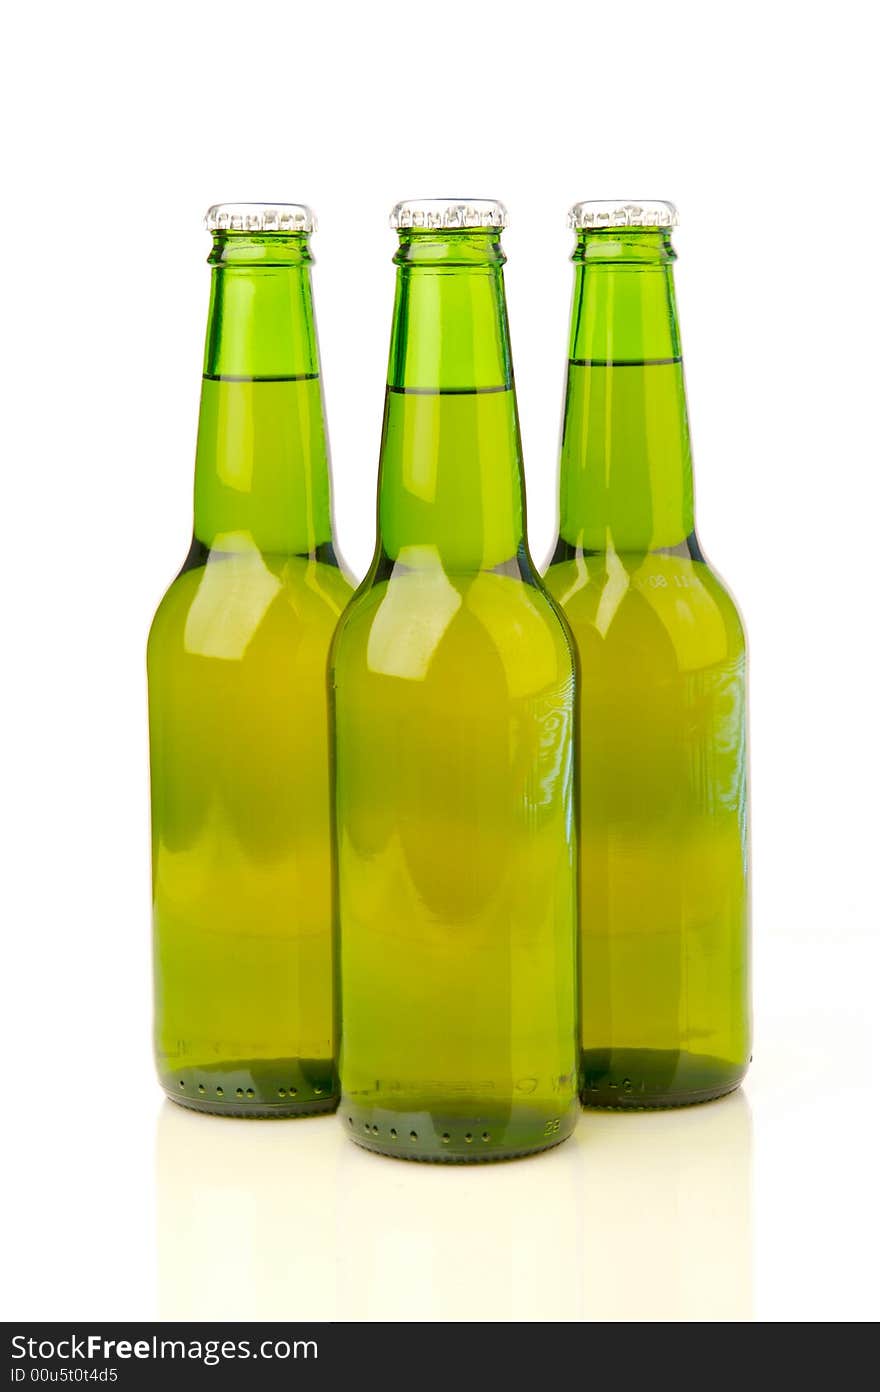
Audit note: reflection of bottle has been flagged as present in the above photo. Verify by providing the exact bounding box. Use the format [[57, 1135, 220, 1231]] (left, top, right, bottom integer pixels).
[[148, 205, 353, 1116], [331, 199, 578, 1162], [155, 1103, 342, 1319], [335, 1124, 584, 1320], [580, 1090, 752, 1321], [544, 200, 750, 1108]]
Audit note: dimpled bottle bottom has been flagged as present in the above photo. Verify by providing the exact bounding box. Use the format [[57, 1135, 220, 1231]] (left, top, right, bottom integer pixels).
[[581, 1048, 746, 1110], [342, 1095, 579, 1163], [161, 1057, 337, 1118]]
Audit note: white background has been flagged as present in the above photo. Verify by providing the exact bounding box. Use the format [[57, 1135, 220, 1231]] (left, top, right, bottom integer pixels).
[[2, 0, 878, 1323]]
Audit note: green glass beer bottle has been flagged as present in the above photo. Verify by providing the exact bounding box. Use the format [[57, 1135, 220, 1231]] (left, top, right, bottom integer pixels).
[[331, 199, 579, 1161], [148, 203, 353, 1116], [544, 200, 750, 1108]]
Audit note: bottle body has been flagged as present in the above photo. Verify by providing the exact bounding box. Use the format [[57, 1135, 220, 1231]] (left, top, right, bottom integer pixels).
[[332, 217, 579, 1159], [148, 217, 352, 1116], [333, 546, 579, 1158], [546, 535, 749, 1107], [544, 221, 750, 1108]]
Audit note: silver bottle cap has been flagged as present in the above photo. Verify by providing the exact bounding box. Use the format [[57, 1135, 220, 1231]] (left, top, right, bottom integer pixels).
[[568, 199, 678, 230], [205, 203, 316, 234], [390, 198, 508, 231]]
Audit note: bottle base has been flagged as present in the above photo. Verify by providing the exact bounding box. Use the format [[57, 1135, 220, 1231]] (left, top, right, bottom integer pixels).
[[340, 1095, 578, 1163], [580, 1047, 748, 1110], [158, 1057, 338, 1119], [164, 1091, 338, 1120]]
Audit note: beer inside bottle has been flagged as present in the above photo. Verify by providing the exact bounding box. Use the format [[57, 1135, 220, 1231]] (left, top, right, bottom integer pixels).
[[148, 204, 353, 1116], [544, 200, 750, 1108], [331, 199, 579, 1161]]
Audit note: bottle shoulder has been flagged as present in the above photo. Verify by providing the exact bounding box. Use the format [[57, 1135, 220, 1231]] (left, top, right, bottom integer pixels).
[[148, 549, 352, 665], [544, 549, 745, 672], [332, 567, 574, 695]]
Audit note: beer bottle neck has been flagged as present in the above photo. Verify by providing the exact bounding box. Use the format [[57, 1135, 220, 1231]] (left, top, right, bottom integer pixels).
[[376, 232, 526, 572], [557, 229, 695, 555], [193, 233, 333, 556]]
